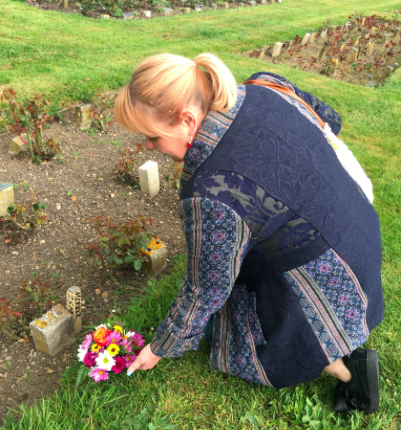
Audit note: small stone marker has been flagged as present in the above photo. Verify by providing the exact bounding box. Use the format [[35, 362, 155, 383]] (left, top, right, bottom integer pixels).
[[144, 10, 151, 17], [270, 0, 275, 3], [396, 28, 401, 40], [211, 3, 218, 8], [339, 41, 347, 51], [272, 42, 283, 58], [319, 29, 328, 40], [122, 11, 133, 19], [249, 0, 256, 6], [277, 0, 282, 2], [139, 160, 160, 198], [366, 41, 374, 56], [0, 183, 14, 217], [163, 7, 173, 16], [142, 239, 168, 277], [223, 1, 229, 7], [309, 32, 317, 43], [286, 39, 293, 46], [318, 46, 327, 61], [261, 0, 267, 4], [74, 104, 92, 130], [9, 134, 27, 155], [370, 26, 377, 34], [239, 2, 245, 6], [301, 33, 311, 45], [387, 65, 395, 72], [360, 17, 366, 26], [101, 14, 110, 19], [64, 0, 68, 8], [30, 304, 75, 357], [367, 73, 373, 79], [67, 286, 82, 334], [194, 5, 202, 11], [184, 7, 191, 12], [345, 22, 352, 31], [349, 47, 359, 62], [383, 33, 390, 44], [332, 58, 339, 67], [353, 36, 361, 47]]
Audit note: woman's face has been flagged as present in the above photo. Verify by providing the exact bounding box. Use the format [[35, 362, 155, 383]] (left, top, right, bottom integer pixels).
[[143, 107, 205, 162]]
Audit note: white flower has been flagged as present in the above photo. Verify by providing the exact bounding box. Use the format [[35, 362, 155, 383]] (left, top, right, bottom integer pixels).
[[77, 347, 88, 362], [95, 324, 107, 330], [125, 330, 136, 338], [95, 351, 115, 371]]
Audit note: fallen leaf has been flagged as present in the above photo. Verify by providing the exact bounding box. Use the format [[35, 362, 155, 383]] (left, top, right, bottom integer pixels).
[[5, 239, 12, 243], [95, 289, 101, 295], [39, 240, 45, 245], [96, 195, 101, 199], [101, 292, 109, 299], [46, 368, 54, 374], [71, 195, 77, 202]]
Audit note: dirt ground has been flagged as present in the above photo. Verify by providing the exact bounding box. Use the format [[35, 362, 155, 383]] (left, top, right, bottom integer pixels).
[[0, 111, 187, 423]]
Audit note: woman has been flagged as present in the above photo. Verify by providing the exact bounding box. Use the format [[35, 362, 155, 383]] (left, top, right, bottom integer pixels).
[[115, 53, 383, 413]]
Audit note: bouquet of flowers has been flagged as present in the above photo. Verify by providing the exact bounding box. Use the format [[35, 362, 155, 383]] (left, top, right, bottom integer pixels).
[[77, 322, 145, 383]]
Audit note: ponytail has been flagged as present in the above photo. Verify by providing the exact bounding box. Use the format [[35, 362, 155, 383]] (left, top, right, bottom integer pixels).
[[114, 53, 237, 137]]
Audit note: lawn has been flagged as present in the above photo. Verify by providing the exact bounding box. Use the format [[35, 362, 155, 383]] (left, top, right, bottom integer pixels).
[[1, 0, 401, 428]]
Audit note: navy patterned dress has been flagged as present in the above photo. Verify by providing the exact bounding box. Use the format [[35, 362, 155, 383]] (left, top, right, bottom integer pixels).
[[150, 73, 384, 388]]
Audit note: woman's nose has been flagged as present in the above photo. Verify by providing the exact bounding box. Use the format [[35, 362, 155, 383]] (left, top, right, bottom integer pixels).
[[146, 138, 155, 150]]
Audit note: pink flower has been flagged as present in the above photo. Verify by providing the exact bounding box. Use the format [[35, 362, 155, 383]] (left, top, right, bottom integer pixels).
[[81, 333, 93, 350], [121, 339, 132, 352], [134, 348, 142, 357], [106, 331, 122, 346], [84, 351, 97, 368], [90, 368, 109, 382], [124, 355, 136, 368], [131, 333, 145, 347], [111, 356, 126, 374]]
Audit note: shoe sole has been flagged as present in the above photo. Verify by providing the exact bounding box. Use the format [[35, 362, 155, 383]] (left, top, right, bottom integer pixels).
[[366, 349, 380, 413]]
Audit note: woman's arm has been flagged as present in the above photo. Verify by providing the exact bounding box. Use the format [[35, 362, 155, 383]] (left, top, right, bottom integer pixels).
[[150, 197, 252, 357]]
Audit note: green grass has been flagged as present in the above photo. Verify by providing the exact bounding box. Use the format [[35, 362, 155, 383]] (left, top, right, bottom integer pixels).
[[1, 0, 401, 428]]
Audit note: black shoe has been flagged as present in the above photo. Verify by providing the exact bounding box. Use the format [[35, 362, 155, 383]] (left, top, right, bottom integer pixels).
[[333, 349, 380, 414]]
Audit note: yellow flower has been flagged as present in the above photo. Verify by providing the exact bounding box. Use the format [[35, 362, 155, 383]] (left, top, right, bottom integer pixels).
[[113, 325, 123, 335], [107, 344, 120, 356], [91, 344, 101, 352]]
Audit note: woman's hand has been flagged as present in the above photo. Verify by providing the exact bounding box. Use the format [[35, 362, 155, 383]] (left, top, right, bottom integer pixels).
[[127, 344, 162, 376]]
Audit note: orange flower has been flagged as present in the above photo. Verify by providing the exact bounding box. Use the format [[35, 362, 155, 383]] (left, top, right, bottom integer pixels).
[[93, 327, 110, 346]]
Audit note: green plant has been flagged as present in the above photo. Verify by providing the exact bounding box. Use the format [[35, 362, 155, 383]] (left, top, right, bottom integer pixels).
[[0, 89, 61, 164], [112, 144, 142, 186], [0, 197, 47, 245], [48, 99, 66, 125], [0, 298, 23, 339], [19, 277, 58, 317], [86, 215, 153, 271], [165, 161, 183, 189], [89, 88, 115, 133]]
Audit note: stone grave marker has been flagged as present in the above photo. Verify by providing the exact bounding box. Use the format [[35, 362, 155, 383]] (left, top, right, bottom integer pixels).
[[366, 41, 374, 56], [101, 14, 110, 19], [370, 26, 377, 34], [261, 0, 267, 4], [0, 183, 14, 217], [309, 32, 317, 43], [30, 304, 75, 356], [353, 36, 361, 47], [74, 104, 92, 130], [249, 0, 256, 6], [272, 42, 283, 58], [64, 0, 68, 8], [9, 134, 27, 155], [163, 7, 174, 16], [319, 29, 328, 40], [195, 5, 202, 11], [349, 47, 359, 62], [239, 2, 245, 5], [223, 1, 229, 7], [139, 160, 160, 198], [67, 286, 82, 334], [143, 10, 151, 17], [270, 0, 275, 3], [185, 7, 191, 12], [318, 46, 327, 61], [122, 11, 133, 19], [301, 33, 311, 45], [383, 33, 390, 44], [142, 239, 168, 276]]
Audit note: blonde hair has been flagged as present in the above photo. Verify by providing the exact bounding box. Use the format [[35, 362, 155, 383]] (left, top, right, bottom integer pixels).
[[114, 53, 237, 137]]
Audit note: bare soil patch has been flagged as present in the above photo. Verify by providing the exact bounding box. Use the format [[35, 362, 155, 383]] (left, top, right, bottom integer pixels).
[[0, 112, 187, 423]]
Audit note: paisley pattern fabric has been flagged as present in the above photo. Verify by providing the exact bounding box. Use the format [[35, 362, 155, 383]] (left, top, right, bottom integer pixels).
[[151, 198, 251, 357]]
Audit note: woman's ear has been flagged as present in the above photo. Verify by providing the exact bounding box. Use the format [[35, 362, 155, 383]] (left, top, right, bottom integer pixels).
[[181, 110, 197, 134]]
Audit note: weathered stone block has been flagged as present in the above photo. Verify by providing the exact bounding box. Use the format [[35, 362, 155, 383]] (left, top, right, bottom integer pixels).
[[260, 0, 267, 4], [318, 46, 327, 61], [30, 304, 75, 357], [270, 0, 275, 3], [101, 14, 110, 19], [309, 32, 317, 43], [139, 160, 160, 198], [66, 286, 82, 334], [74, 104, 92, 130], [223, 1, 229, 7], [195, 5, 202, 11], [184, 7, 191, 12], [122, 11, 133, 19], [249, 0, 256, 5], [366, 41, 374, 56], [301, 33, 311, 45], [163, 7, 174, 16], [0, 183, 14, 217], [144, 10, 151, 17], [9, 134, 27, 155], [349, 47, 359, 62], [142, 239, 167, 277], [272, 42, 283, 58]]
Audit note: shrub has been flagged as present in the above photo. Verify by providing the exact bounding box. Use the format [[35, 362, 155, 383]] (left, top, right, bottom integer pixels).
[[0, 196, 47, 245], [0, 88, 62, 164], [165, 161, 183, 189], [89, 88, 115, 133], [87, 215, 153, 271], [112, 144, 143, 186]]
